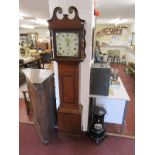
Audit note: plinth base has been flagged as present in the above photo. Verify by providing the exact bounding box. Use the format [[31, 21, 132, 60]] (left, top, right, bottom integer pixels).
[[58, 105, 82, 135]]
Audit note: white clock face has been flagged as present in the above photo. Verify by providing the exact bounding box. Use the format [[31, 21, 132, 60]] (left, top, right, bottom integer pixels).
[[56, 32, 79, 57]]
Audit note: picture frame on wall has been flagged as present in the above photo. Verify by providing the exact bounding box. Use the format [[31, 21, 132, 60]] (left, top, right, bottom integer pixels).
[[27, 33, 38, 49], [20, 33, 27, 44], [19, 33, 38, 49]]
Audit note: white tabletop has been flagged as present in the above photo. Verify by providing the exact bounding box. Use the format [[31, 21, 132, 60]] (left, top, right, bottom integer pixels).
[[90, 77, 130, 101]]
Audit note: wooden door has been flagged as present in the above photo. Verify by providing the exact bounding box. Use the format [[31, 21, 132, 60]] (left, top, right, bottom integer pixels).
[[58, 62, 79, 109]]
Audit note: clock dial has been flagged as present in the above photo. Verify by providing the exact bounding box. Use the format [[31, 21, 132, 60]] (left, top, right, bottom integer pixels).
[[56, 32, 79, 57]]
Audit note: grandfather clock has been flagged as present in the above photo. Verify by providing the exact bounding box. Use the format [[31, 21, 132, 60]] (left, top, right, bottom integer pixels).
[[48, 6, 86, 135]]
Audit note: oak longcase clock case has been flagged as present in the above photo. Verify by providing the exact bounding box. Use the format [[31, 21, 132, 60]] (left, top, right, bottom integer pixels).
[[48, 6, 86, 135]]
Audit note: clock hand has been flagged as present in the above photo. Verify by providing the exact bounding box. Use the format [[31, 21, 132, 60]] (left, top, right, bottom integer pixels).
[[68, 44, 70, 52], [66, 38, 71, 52], [66, 38, 70, 45]]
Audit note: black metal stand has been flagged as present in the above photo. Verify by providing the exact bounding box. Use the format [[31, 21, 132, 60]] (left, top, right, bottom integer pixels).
[[89, 104, 107, 144]]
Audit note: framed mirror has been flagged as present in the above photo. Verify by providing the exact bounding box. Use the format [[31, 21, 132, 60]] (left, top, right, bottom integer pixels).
[[27, 32, 38, 49], [20, 33, 38, 49], [20, 33, 27, 44]]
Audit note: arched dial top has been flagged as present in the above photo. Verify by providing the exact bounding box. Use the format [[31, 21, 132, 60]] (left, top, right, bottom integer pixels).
[[48, 6, 86, 61]]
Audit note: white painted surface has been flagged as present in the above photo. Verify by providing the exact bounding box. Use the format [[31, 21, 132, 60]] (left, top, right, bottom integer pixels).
[[95, 98, 126, 124], [22, 68, 53, 84], [95, 0, 134, 23], [48, 0, 94, 131], [90, 77, 130, 124], [53, 61, 60, 109]]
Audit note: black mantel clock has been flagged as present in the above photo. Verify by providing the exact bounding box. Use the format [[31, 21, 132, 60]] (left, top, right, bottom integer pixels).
[[48, 6, 86, 135]]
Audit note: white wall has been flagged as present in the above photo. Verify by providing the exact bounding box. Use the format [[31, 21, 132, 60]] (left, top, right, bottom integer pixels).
[[48, 0, 94, 131]]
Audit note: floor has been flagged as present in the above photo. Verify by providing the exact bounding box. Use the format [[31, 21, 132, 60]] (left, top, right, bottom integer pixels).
[[19, 123, 135, 155], [19, 98, 33, 124], [19, 63, 135, 136]]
